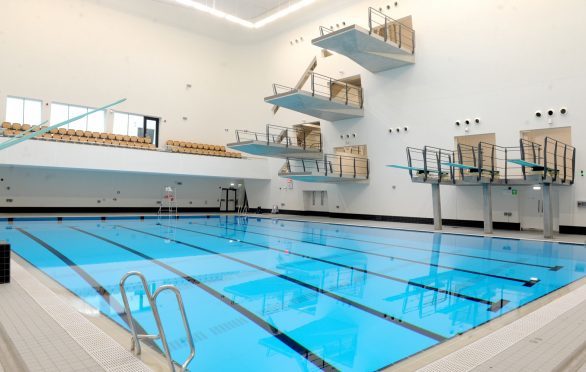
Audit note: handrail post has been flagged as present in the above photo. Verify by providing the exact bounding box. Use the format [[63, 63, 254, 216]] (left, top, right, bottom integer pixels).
[[437, 150, 442, 183], [311, 73, 315, 97], [303, 129, 306, 150], [504, 147, 508, 184], [407, 148, 413, 179], [491, 144, 495, 182], [302, 159, 306, 172], [477, 143, 482, 182], [266, 125, 269, 146], [345, 83, 349, 105], [423, 147, 428, 182], [287, 159, 291, 173], [384, 16, 388, 42], [520, 139, 527, 180], [398, 23, 402, 48], [316, 159, 319, 173], [339, 155, 343, 178], [543, 139, 548, 181], [329, 77, 333, 101], [368, 7, 373, 34], [563, 144, 568, 183], [366, 158, 370, 179], [553, 139, 558, 182], [353, 157, 356, 178], [236, 130, 240, 143], [285, 129, 289, 148]]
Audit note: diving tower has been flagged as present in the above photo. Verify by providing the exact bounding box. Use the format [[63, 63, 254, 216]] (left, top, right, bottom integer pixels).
[[279, 153, 369, 183], [388, 137, 575, 238], [265, 72, 364, 122], [227, 123, 322, 159], [312, 8, 415, 73]]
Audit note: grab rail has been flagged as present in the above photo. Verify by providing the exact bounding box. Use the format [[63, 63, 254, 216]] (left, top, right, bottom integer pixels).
[[281, 153, 369, 179], [234, 124, 322, 152], [368, 7, 415, 53], [120, 271, 195, 372]]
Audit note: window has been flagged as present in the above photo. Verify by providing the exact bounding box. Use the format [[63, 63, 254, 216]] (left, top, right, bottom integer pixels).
[[50, 103, 105, 132], [113, 112, 159, 145], [5, 96, 42, 125]]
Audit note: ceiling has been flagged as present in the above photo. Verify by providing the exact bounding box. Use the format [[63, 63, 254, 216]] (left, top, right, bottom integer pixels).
[[181, 0, 308, 21], [90, 0, 356, 43]]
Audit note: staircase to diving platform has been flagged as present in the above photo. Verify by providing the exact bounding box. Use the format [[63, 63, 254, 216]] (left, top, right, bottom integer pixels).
[[265, 72, 364, 122], [227, 123, 323, 159], [279, 153, 369, 183], [312, 8, 415, 73]]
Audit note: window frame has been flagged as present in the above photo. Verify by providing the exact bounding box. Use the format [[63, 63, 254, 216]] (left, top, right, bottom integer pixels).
[[5, 95, 43, 125], [50, 102, 105, 132]]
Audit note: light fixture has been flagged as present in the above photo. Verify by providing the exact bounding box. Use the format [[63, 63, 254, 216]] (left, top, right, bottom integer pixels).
[[172, 0, 316, 29], [533, 185, 541, 190]]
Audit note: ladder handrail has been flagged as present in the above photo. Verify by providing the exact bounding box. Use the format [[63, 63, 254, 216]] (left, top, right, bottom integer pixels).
[[120, 271, 196, 372]]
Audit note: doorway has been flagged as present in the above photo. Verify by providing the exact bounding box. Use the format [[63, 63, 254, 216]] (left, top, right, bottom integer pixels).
[[518, 185, 559, 231], [220, 188, 237, 212]]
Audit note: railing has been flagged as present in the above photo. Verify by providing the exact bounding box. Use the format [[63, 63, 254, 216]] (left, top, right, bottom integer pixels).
[[368, 7, 415, 54], [319, 25, 335, 36], [541, 137, 575, 183], [281, 153, 369, 179], [405, 138, 575, 185], [234, 124, 322, 151], [406, 146, 453, 183], [272, 72, 363, 108], [120, 272, 195, 372]]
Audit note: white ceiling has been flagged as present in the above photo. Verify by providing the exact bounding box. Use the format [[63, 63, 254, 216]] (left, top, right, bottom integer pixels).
[[187, 0, 307, 21], [89, 0, 356, 43]]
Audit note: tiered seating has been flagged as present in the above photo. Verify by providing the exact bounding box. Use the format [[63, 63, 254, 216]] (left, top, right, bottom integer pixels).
[[1, 122, 156, 150], [166, 140, 242, 158]]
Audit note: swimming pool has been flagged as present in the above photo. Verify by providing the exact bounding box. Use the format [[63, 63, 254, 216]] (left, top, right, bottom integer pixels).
[[3, 215, 585, 371]]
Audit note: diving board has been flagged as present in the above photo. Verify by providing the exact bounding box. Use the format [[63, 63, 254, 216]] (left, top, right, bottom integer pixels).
[[386, 165, 447, 174], [508, 159, 545, 168], [441, 162, 478, 170]]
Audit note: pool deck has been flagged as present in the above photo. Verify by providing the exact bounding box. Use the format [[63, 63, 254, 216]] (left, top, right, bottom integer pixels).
[[1, 212, 585, 371]]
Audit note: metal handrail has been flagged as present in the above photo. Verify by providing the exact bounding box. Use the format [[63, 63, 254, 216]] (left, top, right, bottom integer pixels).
[[234, 124, 322, 152], [319, 25, 334, 36], [281, 153, 369, 179], [368, 7, 415, 54], [120, 271, 196, 372]]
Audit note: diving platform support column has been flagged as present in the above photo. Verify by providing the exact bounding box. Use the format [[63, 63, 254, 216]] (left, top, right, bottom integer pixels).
[[482, 183, 493, 234], [543, 183, 553, 239], [431, 183, 442, 230]]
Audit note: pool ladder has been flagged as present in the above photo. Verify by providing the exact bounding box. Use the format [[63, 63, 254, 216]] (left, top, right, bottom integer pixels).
[[120, 271, 195, 372]]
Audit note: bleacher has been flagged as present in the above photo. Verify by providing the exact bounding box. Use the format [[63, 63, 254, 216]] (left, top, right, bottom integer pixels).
[[1, 122, 157, 150], [166, 139, 242, 158]]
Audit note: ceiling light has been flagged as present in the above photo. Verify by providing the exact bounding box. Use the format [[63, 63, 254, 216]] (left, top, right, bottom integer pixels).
[[171, 0, 315, 29], [533, 185, 541, 190]]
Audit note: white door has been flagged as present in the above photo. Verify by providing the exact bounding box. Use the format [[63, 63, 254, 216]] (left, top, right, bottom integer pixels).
[[519, 186, 559, 231]]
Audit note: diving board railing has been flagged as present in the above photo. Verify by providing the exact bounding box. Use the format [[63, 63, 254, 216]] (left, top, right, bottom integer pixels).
[[368, 7, 415, 54], [234, 124, 322, 151], [282, 153, 369, 179], [405, 146, 454, 183], [120, 271, 195, 372], [272, 72, 364, 108], [319, 25, 335, 36], [519, 137, 576, 183]]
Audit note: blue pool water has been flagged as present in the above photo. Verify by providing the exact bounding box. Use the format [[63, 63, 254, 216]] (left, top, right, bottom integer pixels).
[[2, 216, 586, 371]]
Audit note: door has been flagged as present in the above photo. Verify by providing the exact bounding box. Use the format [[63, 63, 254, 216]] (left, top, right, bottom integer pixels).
[[220, 188, 237, 212], [143, 117, 159, 147], [519, 186, 559, 231]]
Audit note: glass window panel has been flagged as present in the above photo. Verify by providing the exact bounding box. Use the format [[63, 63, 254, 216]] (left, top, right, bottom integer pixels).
[[128, 114, 143, 137], [113, 113, 128, 135], [68, 106, 88, 131], [5, 97, 24, 123], [23, 99, 42, 125], [87, 110, 105, 132], [145, 118, 158, 143], [50, 103, 69, 126]]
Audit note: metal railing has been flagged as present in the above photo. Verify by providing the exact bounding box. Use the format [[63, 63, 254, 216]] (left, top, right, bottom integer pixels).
[[281, 153, 369, 179], [234, 124, 322, 151], [272, 72, 363, 108], [368, 7, 415, 53], [404, 137, 575, 185], [319, 25, 335, 36], [120, 271, 195, 372]]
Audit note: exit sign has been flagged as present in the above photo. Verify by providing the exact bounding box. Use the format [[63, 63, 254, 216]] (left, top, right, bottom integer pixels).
[[512, 189, 518, 196]]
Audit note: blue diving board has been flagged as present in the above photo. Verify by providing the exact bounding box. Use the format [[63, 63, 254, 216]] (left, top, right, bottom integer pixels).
[[386, 165, 447, 174], [441, 162, 477, 170], [508, 159, 545, 168]]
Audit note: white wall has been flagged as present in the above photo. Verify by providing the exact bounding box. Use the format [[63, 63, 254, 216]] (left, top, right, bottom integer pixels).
[[241, 0, 586, 227], [1, 0, 586, 227]]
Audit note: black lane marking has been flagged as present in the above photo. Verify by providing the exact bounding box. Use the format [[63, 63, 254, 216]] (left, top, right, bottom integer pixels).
[[189, 221, 536, 286], [158, 224, 503, 313], [221, 219, 562, 271], [70, 227, 338, 371], [15, 228, 150, 336], [114, 225, 447, 342]]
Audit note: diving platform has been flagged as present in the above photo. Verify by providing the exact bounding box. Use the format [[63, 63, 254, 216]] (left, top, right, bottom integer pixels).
[[279, 153, 369, 183], [312, 8, 414, 73], [265, 73, 364, 122], [389, 137, 576, 238], [228, 123, 322, 159]]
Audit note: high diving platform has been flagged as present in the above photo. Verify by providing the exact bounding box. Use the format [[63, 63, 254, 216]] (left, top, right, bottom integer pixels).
[[227, 123, 322, 159], [279, 153, 369, 183], [388, 137, 576, 238], [265, 72, 364, 122], [312, 8, 415, 73]]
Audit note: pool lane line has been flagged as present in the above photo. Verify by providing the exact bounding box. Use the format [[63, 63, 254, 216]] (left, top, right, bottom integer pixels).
[[107, 224, 448, 342], [159, 223, 509, 312], [215, 219, 562, 272], [69, 227, 339, 371], [14, 227, 151, 338], [187, 221, 538, 287]]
